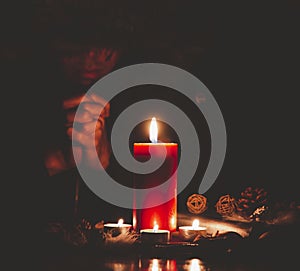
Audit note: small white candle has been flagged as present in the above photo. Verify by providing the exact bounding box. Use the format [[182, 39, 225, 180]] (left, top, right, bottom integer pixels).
[[140, 224, 170, 244], [179, 219, 207, 241], [104, 218, 132, 236]]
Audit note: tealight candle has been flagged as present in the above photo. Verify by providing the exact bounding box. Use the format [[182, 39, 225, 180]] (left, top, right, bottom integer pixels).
[[178, 219, 207, 241], [104, 218, 132, 237], [140, 224, 170, 244]]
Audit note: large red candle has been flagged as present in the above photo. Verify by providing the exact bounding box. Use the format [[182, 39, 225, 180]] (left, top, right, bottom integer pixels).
[[132, 118, 178, 232]]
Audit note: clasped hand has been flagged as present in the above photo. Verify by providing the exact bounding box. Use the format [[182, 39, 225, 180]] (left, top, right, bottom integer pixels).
[[45, 92, 111, 175]]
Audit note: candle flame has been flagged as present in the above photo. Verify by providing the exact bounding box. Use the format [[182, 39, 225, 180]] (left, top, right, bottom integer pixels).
[[149, 117, 158, 143], [151, 259, 160, 271], [189, 259, 201, 271], [117, 218, 124, 227], [153, 224, 159, 232], [192, 219, 200, 229]]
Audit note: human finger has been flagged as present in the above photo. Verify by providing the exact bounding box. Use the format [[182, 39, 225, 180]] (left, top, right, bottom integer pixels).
[[81, 102, 110, 119], [67, 125, 104, 148], [62, 93, 85, 110], [87, 94, 110, 117], [75, 119, 104, 135], [65, 108, 95, 124]]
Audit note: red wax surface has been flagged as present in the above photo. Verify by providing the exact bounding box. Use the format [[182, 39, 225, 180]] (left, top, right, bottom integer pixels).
[[132, 143, 178, 232]]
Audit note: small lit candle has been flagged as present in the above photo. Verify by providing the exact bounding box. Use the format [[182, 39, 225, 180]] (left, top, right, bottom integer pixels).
[[140, 223, 170, 244], [179, 219, 207, 241], [104, 218, 132, 237]]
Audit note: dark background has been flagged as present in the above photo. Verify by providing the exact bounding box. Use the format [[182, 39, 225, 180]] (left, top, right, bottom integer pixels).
[[2, 1, 299, 221]]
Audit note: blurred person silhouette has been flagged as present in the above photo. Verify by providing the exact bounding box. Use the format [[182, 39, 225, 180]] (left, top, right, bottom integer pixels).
[[29, 1, 214, 229], [33, 15, 135, 227]]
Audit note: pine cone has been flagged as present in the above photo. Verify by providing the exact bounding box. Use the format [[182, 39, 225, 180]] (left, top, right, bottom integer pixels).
[[236, 187, 268, 217]]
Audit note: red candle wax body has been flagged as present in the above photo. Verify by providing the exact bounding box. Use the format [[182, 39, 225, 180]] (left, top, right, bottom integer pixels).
[[132, 143, 178, 232]]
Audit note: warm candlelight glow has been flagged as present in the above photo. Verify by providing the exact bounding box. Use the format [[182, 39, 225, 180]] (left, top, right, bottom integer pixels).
[[151, 259, 160, 271], [140, 226, 170, 243], [178, 219, 207, 241], [103, 219, 132, 237], [171, 216, 176, 227], [189, 259, 201, 271], [149, 117, 158, 143], [117, 218, 124, 227], [192, 219, 200, 229]]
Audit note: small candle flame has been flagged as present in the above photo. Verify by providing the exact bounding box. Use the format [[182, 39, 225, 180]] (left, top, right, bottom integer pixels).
[[153, 224, 159, 232], [192, 219, 200, 229], [149, 117, 158, 143], [117, 218, 124, 227], [190, 258, 201, 271], [151, 259, 160, 271]]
